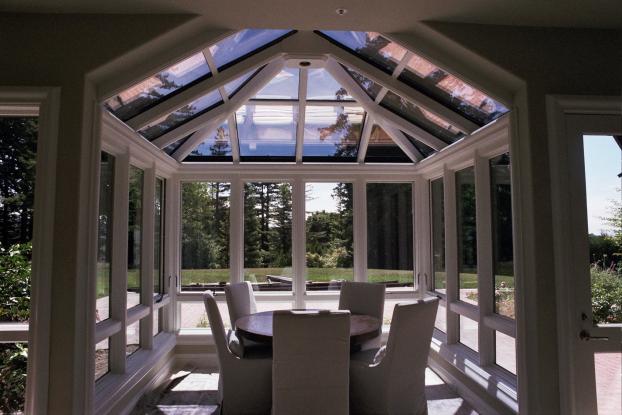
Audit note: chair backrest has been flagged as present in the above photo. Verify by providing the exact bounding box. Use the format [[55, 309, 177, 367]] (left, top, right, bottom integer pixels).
[[272, 310, 351, 415], [203, 291, 232, 365], [225, 281, 257, 328], [338, 281, 385, 320]]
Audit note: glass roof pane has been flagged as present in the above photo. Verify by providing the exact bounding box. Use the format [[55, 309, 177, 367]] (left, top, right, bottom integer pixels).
[[303, 106, 364, 161], [364, 125, 411, 163], [184, 122, 233, 161], [253, 68, 299, 100], [403, 131, 436, 158], [209, 29, 293, 71], [223, 69, 258, 98], [318, 31, 407, 74], [105, 52, 211, 121], [306, 68, 352, 101], [236, 104, 297, 160], [163, 135, 191, 156], [344, 66, 383, 100], [399, 54, 509, 125], [380, 91, 464, 144], [138, 89, 223, 141]]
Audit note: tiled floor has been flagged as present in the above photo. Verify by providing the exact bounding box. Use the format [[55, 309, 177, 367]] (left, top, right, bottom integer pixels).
[[132, 368, 478, 414]]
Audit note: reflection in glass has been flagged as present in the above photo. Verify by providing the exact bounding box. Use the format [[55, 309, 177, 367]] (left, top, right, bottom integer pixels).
[[236, 105, 297, 160], [244, 183, 293, 291], [495, 331, 516, 374], [105, 52, 211, 121], [127, 166, 143, 309], [95, 338, 109, 381], [491, 154, 514, 318], [403, 132, 436, 158], [344, 67, 382, 100], [97, 152, 114, 323], [223, 69, 258, 98], [138, 89, 222, 140], [181, 182, 230, 290], [364, 125, 411, 163], [126, 320, 141, 357], [163, 135, 190, 156], [209, 29, 292, 70], [154, 178, 164, 297], [380, 91, 464, 144], [459, 315, 478, 352], [319, 31, 407, 74], [303, 106, 364, 160], [456, 167, 477, 305], [254, 68, 299, 100], [435, 304, 447, 333], [185, 122, 233, 161], [306, 68, 352, 101], [367, 183, 414, 288], [305, 183, 354, 287], [431, 178, 446, 294]]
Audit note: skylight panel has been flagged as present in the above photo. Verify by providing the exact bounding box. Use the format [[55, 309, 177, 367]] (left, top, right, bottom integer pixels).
[[137, 89, 223, 140], [380, 91, 464, 144], [223, 68, 259, 98], [318, 31, 407, 74], [104, 52, 211, 121], [302, 106, 364, 161], [364, 125, 412, 163], [253, 68, 299, 100], [343, 66, 383, 101], [163, 135, 191, 156], [402, 131, 436, 158], [236, 104, 298, 161], [306, 68, 353, 101], [184, 122, 233, 162], [209, 29, 293, 71], [399, 54, 509, 125]]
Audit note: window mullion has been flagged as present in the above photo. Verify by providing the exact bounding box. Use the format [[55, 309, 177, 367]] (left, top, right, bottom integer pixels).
[[141, 167, 156, 350], [414, 177, 429, 297], [292, 178, 306, 308], [444, 166, 459, 344], [353, 178, 367, 282], [167, 177, 181, 332], [230, 178, 244, 284]]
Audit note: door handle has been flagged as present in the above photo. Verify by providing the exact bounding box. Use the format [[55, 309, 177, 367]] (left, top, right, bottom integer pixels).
[[579, 330, 609, 341]]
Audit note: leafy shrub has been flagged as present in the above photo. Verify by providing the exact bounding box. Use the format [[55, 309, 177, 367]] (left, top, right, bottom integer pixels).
[[0, 343, 28, 413], [0, 243, 31, 322], [590, 265, 622, 324]]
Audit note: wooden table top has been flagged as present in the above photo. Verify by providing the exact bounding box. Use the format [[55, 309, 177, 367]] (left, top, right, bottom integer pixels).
[[235, 310, 382, 345]]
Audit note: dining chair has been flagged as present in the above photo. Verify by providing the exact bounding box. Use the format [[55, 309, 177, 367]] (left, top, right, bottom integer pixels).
[[225, 281, 257, 329], [349, 297, 439, 415], [272, 310, 351, 415], [338, 281, 385, 349], [203, 291, 272, 415]]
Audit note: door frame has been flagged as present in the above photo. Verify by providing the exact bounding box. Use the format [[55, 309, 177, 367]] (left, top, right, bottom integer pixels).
[[547, 95, 622, 414]]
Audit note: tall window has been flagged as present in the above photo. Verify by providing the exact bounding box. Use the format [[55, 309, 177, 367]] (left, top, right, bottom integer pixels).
[[456, 167, 477, 305], [127, 166, 144, 309], [305, 182, 353, 289], [97, 153, 115, 322], [154, 177, 164, 298], [244, 183, 292, 290], [181, 182, 230, 291], [366, 183, 414, 288], [431, 178, 446, 295]]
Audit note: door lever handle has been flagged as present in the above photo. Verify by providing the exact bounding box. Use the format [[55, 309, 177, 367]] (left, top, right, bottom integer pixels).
[[579, 330, 609, 341]]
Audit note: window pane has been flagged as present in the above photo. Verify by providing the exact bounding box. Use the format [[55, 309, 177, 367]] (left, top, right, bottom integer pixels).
[[254, 68, 299, 100], [94, 338, 109, 382], [456, 167, 477, 305], [209, 29, 292, 70], [431, 178, 446, 295], [104, 52, 211, 121], [97, 152, 115, 322], [495, 331, 516, 374], [163, 134, 190, 156], [367, 183, 414, 289], [0, 343, 28, 412], [491, 154, 515, 318], [126, 320, 141, 356], [153, 308, 163, 336], [236, 104, 297, 161], [306, 68, 352, 101], [128, 166, 144, 309], [154, 178, 164, 297], [305, 183, 354, 288], [435, 304, 447, 333], [303, 106, 364, 161], [184, 122, 233, 162], [364, 125, 411, 163], [594, 353, 622, 414], [223, 69, 257, 98], [344, 67, 382, 100], [403, 132, 436, 158], [181, 182, 230, 292], [244, 183, 293, 291], [459, 315, 478, 352], [180, 302, 231, 329]]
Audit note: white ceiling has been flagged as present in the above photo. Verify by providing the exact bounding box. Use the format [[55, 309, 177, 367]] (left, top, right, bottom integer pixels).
[[2, 0, 622, 31]]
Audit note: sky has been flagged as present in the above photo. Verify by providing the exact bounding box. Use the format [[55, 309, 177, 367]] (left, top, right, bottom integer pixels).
[[305, 182, 339, 214], [583, 135, 621, 235]]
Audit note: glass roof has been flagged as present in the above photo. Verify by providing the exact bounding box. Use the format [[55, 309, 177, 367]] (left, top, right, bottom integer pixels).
[[103, 28, 510, 165]]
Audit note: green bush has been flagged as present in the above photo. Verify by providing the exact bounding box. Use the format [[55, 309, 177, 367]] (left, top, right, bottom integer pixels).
[[0, 343, 28, 413], [590, 265, 622, 324], [0, 243, 31, 322]]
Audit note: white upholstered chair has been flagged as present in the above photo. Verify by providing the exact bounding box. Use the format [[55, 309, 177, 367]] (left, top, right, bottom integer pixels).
[[203, 291, 272, 415], [224, 281, 257, 328], [272, 310, 351, 415], [338, 281, 385, 349], [349, 297, 439, 415]]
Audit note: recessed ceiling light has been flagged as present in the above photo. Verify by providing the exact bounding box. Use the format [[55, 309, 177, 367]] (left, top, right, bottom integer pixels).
[[299, 61, 311, 67], [335, 8, 348, 16]]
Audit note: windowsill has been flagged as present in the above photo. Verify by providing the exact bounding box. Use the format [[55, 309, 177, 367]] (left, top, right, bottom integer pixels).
[[0, 322, 29, 342]]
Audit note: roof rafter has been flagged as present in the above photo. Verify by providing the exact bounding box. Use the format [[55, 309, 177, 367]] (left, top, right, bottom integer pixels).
[[357, 114, 374, 163], [295, 67, 308, 163], [376, 120, 424, 162]]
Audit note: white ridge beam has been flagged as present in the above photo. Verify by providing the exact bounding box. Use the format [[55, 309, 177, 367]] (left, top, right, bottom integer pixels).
[[172, 59, 286, 161], [325, 58, 447, 152], [357, 114, 374, 163]]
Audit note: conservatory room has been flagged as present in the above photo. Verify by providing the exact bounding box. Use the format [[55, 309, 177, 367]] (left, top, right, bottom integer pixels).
[[0, 10, 620, 415]]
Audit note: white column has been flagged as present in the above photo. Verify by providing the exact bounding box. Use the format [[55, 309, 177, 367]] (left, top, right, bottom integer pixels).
[[292, 178, 306, 308], [353, 178, 367, 282], [230, 177, 244, 283]]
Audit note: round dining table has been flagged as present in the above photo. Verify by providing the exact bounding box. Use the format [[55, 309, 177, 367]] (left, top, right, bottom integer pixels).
[[235, 310, 382, 347]]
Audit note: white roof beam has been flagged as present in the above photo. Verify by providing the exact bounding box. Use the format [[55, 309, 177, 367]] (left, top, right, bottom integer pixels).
[[295, 67, 308, 163], [171, 58, 286, 161], [357, 114, 375, 164], [376, 120, 424, 162], [325, 58, 447, 152], [228, 114, 240, 164]]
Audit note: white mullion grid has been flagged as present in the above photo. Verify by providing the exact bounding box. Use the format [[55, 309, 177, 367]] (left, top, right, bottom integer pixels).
[[230, 177, 244, 283], [140, 166, 156, 349], [415, 176, 430, 298], [353, 178, 367, 281], [295, 68, 308, 163], [229, 115, 241, 164], [110, 152, 129, 374], [444, 166, 460, 345], [357, 114, 374, 164], [292, 178, 306, 307], [475, 153, 495, 366]]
